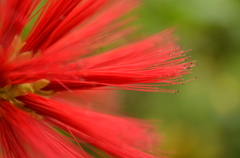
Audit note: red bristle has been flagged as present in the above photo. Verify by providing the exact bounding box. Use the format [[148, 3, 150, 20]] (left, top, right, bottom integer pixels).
[[0, 0, 41, 49], [0, 116, 29, 158], [0, 101, 90, 158], [51, 89, 121, 114], [21, 0, 111, 53], [18, 93, 164, 158], [8, 30, 193, 93]]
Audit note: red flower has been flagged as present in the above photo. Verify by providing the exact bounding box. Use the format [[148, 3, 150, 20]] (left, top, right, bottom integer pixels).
[[0, 0, 195, 157]]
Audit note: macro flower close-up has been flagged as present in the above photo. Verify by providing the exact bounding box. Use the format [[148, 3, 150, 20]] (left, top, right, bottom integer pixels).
[[0, 0, 195, 157]]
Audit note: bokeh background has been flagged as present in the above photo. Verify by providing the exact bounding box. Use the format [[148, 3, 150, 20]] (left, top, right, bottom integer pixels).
[[124, 0, 240, 158]]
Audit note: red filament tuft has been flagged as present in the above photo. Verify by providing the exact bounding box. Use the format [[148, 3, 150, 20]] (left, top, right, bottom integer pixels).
[[0, 0, 195, 157]]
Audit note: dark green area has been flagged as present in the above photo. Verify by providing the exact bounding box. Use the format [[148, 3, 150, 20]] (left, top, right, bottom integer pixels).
[[124, 0, 240, 158]]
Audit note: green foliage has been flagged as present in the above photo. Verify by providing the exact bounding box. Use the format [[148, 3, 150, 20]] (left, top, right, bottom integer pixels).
[[124, 0, 240, 157]]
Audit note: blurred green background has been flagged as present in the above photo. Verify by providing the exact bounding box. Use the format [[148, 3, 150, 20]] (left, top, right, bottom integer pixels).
[[124, 0, 240, 158]]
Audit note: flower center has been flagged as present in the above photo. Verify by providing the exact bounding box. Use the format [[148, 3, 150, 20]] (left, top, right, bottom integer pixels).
[[0, 79, 53, 108]]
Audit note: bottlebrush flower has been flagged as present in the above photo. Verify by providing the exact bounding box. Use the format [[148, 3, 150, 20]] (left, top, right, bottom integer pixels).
[[0, 0, 195, 158]]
